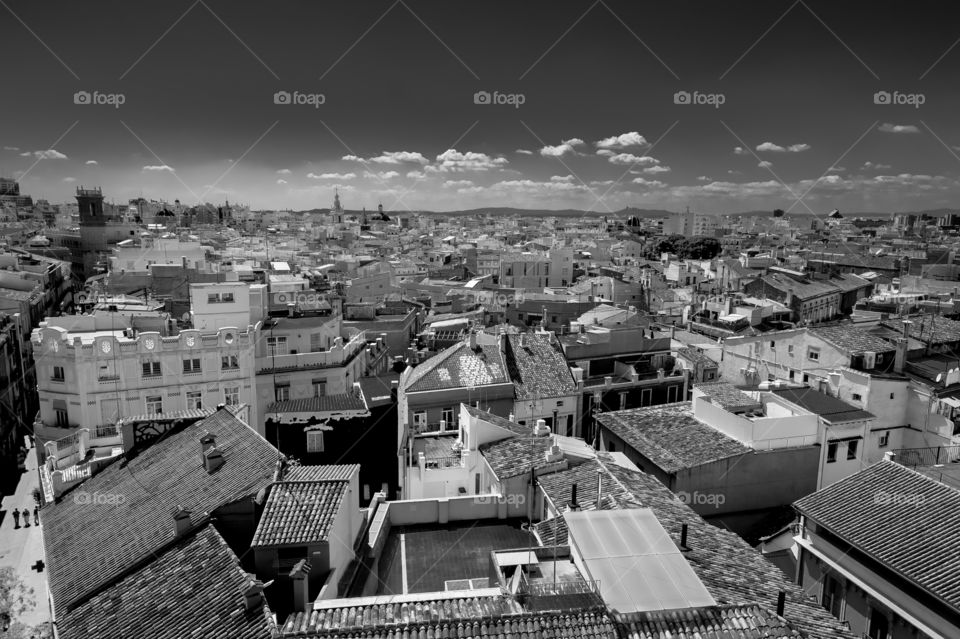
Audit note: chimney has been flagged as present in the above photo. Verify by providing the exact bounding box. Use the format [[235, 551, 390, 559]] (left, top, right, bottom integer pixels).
[[390, 380, 399, 402], [544, 435, 563, 463], [680, 523, 689, 551], [596, 470, 603, 510], [199, 431, 216, 459], [508, 412, 515, 422], [776, 590, 786, 616], [290, 559, 312, 612], [533, 419, 550, 437], [884, 451, 896, 462], [204, 446, 225, 473], [469, 331, 477, 350], [243, 579, 268, 612], [568, 483, 579, 511], [172, 505, 192, 537], [894, 320, 912, 373]]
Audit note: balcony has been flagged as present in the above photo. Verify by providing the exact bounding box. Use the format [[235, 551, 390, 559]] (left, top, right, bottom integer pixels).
[[256, 334, 366, 374]]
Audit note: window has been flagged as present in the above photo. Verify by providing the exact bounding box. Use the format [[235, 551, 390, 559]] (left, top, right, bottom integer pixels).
[[98, 361, 117, 380], [852, 393, 862, 402], [847, 440, 859, 460], [55, 408, 69, 427], [274, 384, 290, 402], [556, 400, 563, 407], [821, 574, 843, 619], [224, 386, 239, 406], [222, 292, 234, 303], [146, 396, 163, 414], [207, 293, 220, 303], [266, 336, 288, 356], [312, 380, 326, 397], [441, 407, 455, 429], [221, 354, 239, 369], [890, 392, 895, 400], [186, 391, 202, 410], [807, 348, 820, 362], [769, 341, 776, 350], [182, 357, 201, 373], [827, 442, 838, 463], [789, 370, 795, 380], [619, 392, 627, 410], [878, 432, 889, 448], [306, 430, 325, 453], [868, 608, 889, 639], [787, 344, 794, 355], [413, 411, 427, 432], [142, 361, 161, 377], [52, 366, 65, 381]]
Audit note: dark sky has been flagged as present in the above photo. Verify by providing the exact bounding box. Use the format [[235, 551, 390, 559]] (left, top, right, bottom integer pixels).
[[3, 0, 960, 212]]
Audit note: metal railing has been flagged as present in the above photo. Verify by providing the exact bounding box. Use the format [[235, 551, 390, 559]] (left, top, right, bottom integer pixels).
[[891, 445, 960, 468]]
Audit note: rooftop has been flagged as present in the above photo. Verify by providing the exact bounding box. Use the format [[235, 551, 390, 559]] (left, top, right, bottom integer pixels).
[[405, 340, 508, 392], [795, 460, 960, 609], [596, 403, 751, 474], [808, 324, 897, 354], [250, 478, 350, 548], [694, 381, 761, 412], [771, 387, 874, 423], [56, 525, 276, 639], [41, 409, 278, 610], [504, 333, 577, 400], [882, 315, 960, 346]]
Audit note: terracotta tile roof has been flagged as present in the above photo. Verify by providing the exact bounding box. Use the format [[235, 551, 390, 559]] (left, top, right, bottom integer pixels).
[[618, 605, 800, 639], [772, 387, 874, 423], [57, 525, 277, 639], [284, 464, 359, 482], [794, 460, 960, 608], [463, 405, 533, 436], [537, 458, 641, 515], [41, 409, 279, 611], [596, 403, 751, 474], [694, 381, 761, 411], [504, 333, 578, 400], [266, 392, 367, 415], [405, 341, 508, 392], [582, 463, 857, 639], [284, 606, 617, 638], [282, 592, 523, 634], [250, 480, 350, 548], [808, 325, 896, 353], [882, 315, 960, 346], [480, 436, 555, 480], [757, 273, 840, 300]]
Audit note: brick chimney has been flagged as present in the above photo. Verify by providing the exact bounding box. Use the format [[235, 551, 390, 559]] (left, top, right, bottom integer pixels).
[[290, 559, 312, 612], [204, 446, 225, 473], [894, 320, 912, 374], [172, 505, 192, 537], [243, 578, 269, 612], [199, 431, 216, 461], [533, 419, 551, 437]]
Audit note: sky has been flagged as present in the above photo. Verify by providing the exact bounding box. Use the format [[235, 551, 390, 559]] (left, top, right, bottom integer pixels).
[[3, 0, 960, 214]]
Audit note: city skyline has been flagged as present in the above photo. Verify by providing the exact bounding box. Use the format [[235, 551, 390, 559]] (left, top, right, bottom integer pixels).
[[5, 1, 960, 213]]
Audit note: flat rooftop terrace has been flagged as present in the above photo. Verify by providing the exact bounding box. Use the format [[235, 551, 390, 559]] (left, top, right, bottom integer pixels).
[[376, 519, 533, 595]]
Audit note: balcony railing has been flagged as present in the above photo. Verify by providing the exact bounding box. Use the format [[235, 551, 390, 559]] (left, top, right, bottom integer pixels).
[[424, 455, 462, 470], [891, 445, 960, 468]]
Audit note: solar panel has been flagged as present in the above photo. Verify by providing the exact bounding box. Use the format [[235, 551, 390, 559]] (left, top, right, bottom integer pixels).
[[564, 508, 716, 614]]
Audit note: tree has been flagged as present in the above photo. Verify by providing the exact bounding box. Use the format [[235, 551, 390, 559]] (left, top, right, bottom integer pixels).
[[0, 567, 50, 638], [773, 208, 785, 217]]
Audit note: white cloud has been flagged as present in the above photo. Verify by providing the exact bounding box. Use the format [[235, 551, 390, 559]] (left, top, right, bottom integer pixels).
[[142, 165, 174, 172], [595, 131, 648, 149], [364, 170, 400, 180], [878, 123, 919, 134], [406, 170, 426, 179], [590, 179, 615, 186], [631, 177, 667, 188], [344, 151, 429, 164], [430, 149, 508, 172], [276, 168, 291, 174], [3, 146, 19, 151], [515, 149, 534, 155], [85, 160, 98, 165], [756, 142, 810, 153], [62, 177, 76, 182], [276, 179, 288, 184], [758, 160, 773, 168], [20, 149, 67, 160], [644, 165, 671, 174], [733, 147, 749, 155], [550, 175, 574, 182], [443, 179, 474, 188], [307, 172, 356, 180], [827, 166, 845, 173], [607, 153, 659, 166], [862, 161, 892, 170], [696, 176, 711, 181], [540, 138, 584, 157]]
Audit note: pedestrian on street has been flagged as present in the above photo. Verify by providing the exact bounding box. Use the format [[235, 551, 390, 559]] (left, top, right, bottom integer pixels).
[[33, 506, 39, 526], [21, 508, 30, 527], [12, 509, 20, 528]]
